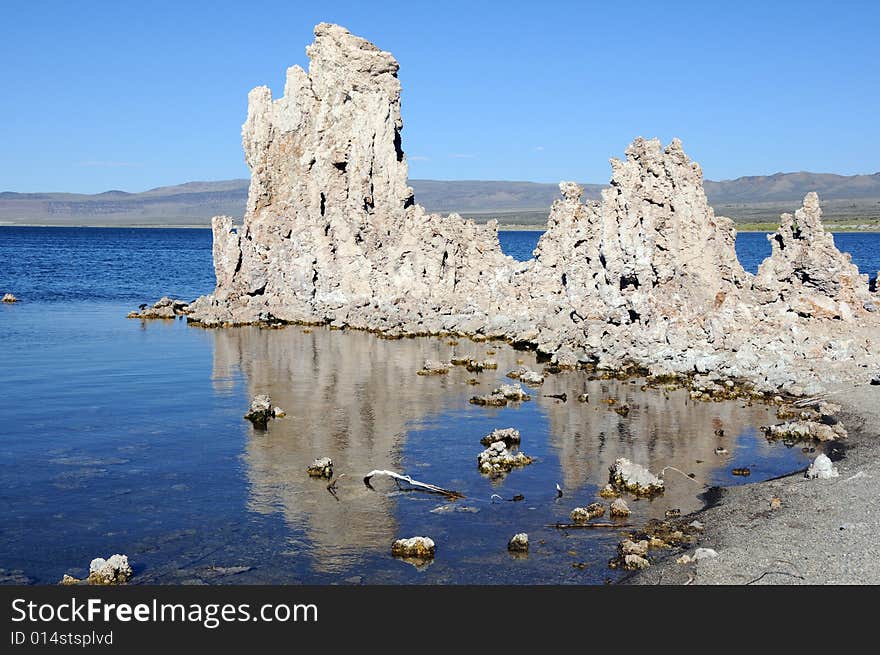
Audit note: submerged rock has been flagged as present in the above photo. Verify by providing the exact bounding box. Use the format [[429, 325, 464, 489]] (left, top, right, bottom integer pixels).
[[479, 427, 521, 447], [2, 293, 18, 303], [507, 533, 529, 552], [805, 453, 839, 480], [618, 539, 649, 557], [417, 359, 450, 375], [477, 441, 533, 476], [307, 457, 333, 478], [608, 458, 665, 496], [391, 536, 435, 559]]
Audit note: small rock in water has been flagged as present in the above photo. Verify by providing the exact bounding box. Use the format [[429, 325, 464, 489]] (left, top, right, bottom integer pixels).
[[477, 440, 533, 477], [805, 453, 839, 480], [608, 458, 664, 496], [2, 293, 18, 303], [507, 533, 529, 552], [731, 467, 751, 476], [609, 497, 631, 517], [714, 447, 729, 455], [479, 427, 521, 447], [391, 536, 435, 559], [665, 508, 681, 518], [570, 503, 605, 522], [598, 483, 618, 498], [307, 457, 333, 478], [417, 359, 450, 375], [244, 394, 275, 427], [62, 554, 132, 585]]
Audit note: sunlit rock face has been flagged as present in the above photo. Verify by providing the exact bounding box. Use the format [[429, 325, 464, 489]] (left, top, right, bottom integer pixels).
[[190, 22, 880, 394], [192, 23, 517, 330]]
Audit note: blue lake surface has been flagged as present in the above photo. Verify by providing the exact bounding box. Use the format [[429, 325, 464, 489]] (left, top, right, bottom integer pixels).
[[1, 226, 875, 584]]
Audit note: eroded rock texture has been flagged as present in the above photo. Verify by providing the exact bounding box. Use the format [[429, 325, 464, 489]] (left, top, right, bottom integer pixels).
[[190, 22, 880, 393]]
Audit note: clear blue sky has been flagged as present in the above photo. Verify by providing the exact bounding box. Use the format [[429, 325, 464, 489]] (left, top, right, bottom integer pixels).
[[2, 0, 878, 193]]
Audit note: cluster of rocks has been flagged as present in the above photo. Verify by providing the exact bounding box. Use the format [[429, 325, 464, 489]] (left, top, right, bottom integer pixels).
[[243, 394, 286, 427], [183, 23, 880, 398], [477, 440, 533, 477], [127, 296, 190, 319], [763, 399, 847, 442], [2, 293, 18, 303], [609, 518, 701, 571], [506, 365, 545, 385], [60, 554, 132, 585], [417, 359, 450, 375], [570, 502, 605, 521], [469, 383, 531, 407]]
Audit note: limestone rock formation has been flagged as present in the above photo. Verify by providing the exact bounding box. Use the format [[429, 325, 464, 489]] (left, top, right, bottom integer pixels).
[[189, 22, 880, 394], [190, 23, 516, 330]]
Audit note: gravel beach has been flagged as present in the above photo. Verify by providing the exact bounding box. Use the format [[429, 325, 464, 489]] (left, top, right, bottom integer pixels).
[[625, 381, 880, 585]]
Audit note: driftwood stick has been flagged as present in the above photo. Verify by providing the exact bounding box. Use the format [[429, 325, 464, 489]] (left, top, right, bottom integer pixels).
[[363, 469, 465, 499], [326, 473, 346, 501], [549, 522, 631, 529]]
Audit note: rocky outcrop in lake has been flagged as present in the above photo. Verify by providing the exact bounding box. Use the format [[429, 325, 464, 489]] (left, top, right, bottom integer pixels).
[[189, 22, 880, 394]]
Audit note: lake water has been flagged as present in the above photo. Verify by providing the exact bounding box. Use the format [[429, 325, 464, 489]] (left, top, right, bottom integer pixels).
[[2, 226, 877, 585]]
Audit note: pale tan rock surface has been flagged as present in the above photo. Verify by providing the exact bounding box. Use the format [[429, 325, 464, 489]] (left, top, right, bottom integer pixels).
[[190, 23, 880, 394]]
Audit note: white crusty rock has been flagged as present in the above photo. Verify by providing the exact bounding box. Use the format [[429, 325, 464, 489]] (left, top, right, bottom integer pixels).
[[87, 554, 132, 585], [188, 23, 880, 394], [693, 547, 719, 561], [477, 440, 533, 476], [570, 503, 605, 521], [609, 458, 665, 496], [307, 457, 333, 478], [805, 453, 839, 480], [391, 536, 435, 559], [479, 427, 521, 447], [763, 420, 846, 442], [507, 533, 529, 552], [609, 497, 631, 517], [244, 394, 275, 426]]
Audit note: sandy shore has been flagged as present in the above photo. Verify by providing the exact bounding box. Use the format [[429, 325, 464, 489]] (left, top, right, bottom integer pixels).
[[624, 381, 880, 585]]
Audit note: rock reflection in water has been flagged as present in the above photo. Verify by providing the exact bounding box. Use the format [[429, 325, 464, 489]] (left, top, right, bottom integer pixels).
[[211, 325, 805, 581]]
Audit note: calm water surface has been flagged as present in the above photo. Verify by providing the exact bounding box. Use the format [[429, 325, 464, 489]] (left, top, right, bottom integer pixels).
[[2, 226, 877, 584]]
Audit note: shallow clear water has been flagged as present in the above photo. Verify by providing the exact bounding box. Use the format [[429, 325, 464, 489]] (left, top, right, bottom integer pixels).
[[2, 226, 876, 584]]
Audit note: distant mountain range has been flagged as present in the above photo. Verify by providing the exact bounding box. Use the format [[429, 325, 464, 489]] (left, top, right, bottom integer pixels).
[[2, 171, 879, 227]]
